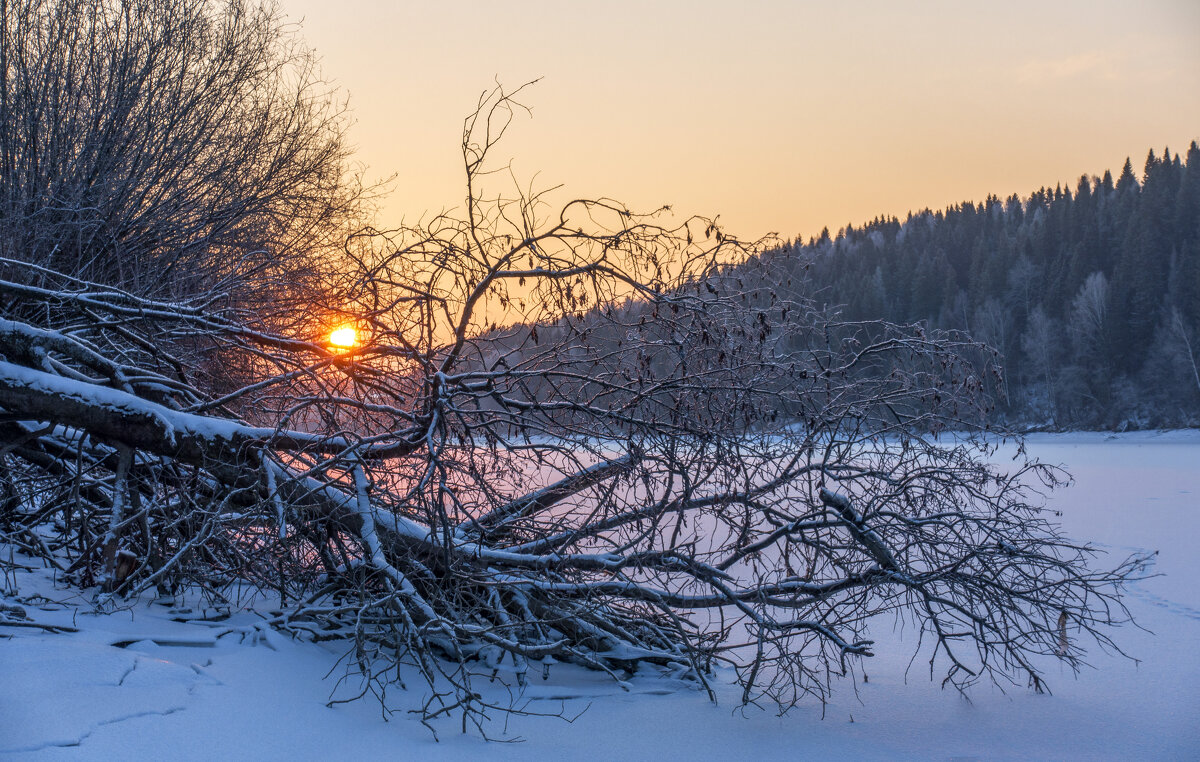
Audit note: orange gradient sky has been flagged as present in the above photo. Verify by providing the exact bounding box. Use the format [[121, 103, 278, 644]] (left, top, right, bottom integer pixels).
[[281, 0, 1200, 242]]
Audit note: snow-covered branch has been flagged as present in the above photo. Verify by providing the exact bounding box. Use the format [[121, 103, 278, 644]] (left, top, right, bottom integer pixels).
[[0, 77, 1144, 735]]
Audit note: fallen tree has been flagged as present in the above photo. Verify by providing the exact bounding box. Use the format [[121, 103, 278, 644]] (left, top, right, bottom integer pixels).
[[0, 79, 1145, 737]]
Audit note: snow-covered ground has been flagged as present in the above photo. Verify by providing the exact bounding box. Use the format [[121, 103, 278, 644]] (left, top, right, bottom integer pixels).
[[2, 431, 1198, 760]]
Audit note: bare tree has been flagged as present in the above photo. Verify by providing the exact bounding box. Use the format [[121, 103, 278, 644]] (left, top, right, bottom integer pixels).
[[1068, 272, 1110, 364], [0, 0, 363, 306], [0, 80, 1144, 738], [1170, 306, 1200, 396], [1020, 305, 1064, 421]]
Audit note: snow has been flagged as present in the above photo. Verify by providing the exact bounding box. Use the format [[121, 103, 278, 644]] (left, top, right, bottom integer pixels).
[[0, 360, 381, 454], [2, 431, 1198, 760], [0, 359, 260, 447]]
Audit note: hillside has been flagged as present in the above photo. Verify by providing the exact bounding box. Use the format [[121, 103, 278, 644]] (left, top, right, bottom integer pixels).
[[766, 143, 1200, 429]]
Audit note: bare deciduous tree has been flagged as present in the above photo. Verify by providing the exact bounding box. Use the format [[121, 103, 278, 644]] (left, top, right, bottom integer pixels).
[[1171, 305, 1200, 396], [0, 74, 1145, 738], [0, 0, 363, 304], [1068, 272, 1110, 364]]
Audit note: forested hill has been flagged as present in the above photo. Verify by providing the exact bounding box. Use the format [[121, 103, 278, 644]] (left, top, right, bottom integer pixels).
[[765, 142, 1200, 429]]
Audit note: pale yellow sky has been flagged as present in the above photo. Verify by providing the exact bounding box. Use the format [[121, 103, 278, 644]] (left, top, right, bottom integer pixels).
[[281, 0, 1200, 242]]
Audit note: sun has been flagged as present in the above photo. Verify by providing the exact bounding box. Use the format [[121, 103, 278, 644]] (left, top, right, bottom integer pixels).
[[328, 325, 357, 350]]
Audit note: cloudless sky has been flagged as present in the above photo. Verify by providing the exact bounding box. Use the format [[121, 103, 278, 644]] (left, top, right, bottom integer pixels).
[[280, 0, 1200, 242]]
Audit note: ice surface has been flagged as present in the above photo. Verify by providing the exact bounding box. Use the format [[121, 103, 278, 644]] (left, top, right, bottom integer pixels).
[[1, 432, 1197, 760]]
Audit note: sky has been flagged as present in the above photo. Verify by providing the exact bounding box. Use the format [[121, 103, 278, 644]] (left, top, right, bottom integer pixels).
[[279, 0, 1200, 243]]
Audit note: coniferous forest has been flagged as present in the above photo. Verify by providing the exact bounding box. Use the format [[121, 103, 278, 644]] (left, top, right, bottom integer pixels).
[[766, 143, 1200, 429]]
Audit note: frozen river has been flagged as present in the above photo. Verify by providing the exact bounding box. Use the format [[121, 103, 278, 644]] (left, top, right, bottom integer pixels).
[[2, 431, 1198, 760]]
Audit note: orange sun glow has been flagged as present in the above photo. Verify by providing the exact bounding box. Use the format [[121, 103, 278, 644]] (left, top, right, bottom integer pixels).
[[329, 325, 357, 350]]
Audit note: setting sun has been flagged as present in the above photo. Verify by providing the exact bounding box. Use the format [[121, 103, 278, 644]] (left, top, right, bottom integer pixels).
[[328, 325, 357, 350]]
